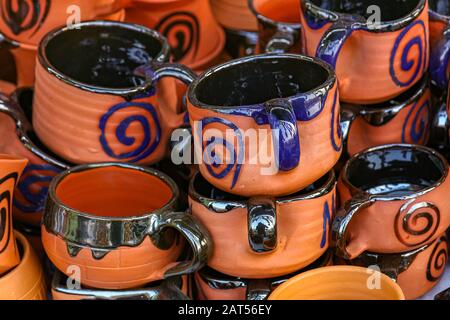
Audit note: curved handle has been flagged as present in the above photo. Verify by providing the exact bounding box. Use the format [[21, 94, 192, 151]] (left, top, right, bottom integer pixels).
[[264, 99, 300, 171], [265, 27, 296, 53], [429, 101, 449, 150], [155, 211, 212, 278], [340, 106, 357, 155], [331, 193, 373, 259], [430, 28, 450, 89], [0, 92, 31, 132], [316, 15, 365, 68], [246, 279, 271, 300], [247, 197, 277, 253], [135, 62, 197, 91]]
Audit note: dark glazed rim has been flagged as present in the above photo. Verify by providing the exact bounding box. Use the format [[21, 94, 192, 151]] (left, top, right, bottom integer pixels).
[[189, 170, 336, 207], [187, 53, 336, 110], [248, 0, 301, 29], [342, 144, 449, 201], [37, 20, 170, 96], [302, 0, 426, 32]]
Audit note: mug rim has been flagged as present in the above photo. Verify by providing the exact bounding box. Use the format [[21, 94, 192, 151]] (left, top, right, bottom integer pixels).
[[189, 170, 336, 207], [248, 0, 302, 29], [187, 53, 336, 111], [302, 0, 426, 32], [37, 20, 171, 96], [342, 144, 449, 201]]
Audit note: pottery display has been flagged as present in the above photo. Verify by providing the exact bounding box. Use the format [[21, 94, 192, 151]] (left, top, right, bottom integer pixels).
[[189, 171, 336, 278], [268, 266, 405, 300], [300, 0, 429, 104], [42, 163, 211, 289]]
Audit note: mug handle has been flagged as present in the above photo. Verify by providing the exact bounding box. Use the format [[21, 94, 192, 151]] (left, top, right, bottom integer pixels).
[[246, 279, 272, 300], [154, 211, 212, 278], [264, 98, 300, 171], [316, 15, 365, 68], [331, 193, 374, 259], [248, 197, 277, 253], [430, 100, 449, 150], [339, 105, 358, 155], [265, 26, 296, 53], [430, 28, 450, 89], [0, 92, 32, 132]]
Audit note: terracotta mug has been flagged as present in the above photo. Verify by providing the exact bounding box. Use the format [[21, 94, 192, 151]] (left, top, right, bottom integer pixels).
[[195, 250, 332, 300], [210, 0, 258, 32], [300, 0, 429, 104], [338, 233, 448, 300], [0, 0, 127, 87], [33, 20, 194, 165], [169, 53, 341, 197], [0, 153, 27, 274], [333, 144, 450, 259], [248, 0, 302, 53], [429, 0, 450, 89], [52, 270, 189, 300], [341, 75, 431, 156], [268, 266, 405, 300], [125, 0, 225, 71], [189, 171, 336, 278], [0, 90, 69, 227], [0, 231, 47, 300], [42, 163, 211, 289]]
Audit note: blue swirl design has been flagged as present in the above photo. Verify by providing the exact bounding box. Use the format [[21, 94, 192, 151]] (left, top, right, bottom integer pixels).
[[303, 11, 329, 30], [321, 194, 335, 249], [330, 91, 342, 152], [401, 99, 430, 144], [390, 20, 427, 87], [200, 117, 244, 190], [99, 101, 161, 163], [14, 164, 61, 213]]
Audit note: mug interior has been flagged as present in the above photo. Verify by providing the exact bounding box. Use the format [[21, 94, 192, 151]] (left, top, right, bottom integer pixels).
[[194, 56, 329, 107], [44, 24, 163, 88], [253, 0, 300, 23], [55, 166, 173, 217], [309, 0, 422, 22], [429, 0, 450, 16], [346, 146, 446, 197]]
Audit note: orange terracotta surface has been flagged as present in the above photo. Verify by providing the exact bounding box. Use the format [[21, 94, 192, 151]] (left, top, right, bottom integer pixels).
[[0, 231, 46, 300], [125, 0, 225, 71], [346, 86, 431, 156], [189, 175, 337, 278], [268, 266, 405, 300], [210, 0, 257, 31], [300, 3, 429, 104], [188, 82, 341, 197], [0, 153, 27, 274], [0, 80, 15, 96]]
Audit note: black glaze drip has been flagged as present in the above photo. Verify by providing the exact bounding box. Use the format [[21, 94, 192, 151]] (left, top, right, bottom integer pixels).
[[310, 0, 421, 21], [45, 26, 162, 88], [430, 0, 450, 16], [195, 57, 329, 107], [347, 147, 445, 197]]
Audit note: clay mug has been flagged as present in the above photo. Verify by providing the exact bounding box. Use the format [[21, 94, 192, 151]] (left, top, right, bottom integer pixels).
[[42, 163, 211, 290], [0, 90, 69, 227], [333, 144, 450, 260], [248, 0, 302, 53], [189, 171, 336, 278], [0, 153, 27, 274], [341, 75, 431, 156], [52, 270, 189, 300], [172, 53, 341, 197], [0, 0, 127, 87], [33, 20, 194, 165], [125, 0, 225, 72], [268, 266, 405, 300], [0, 231, 47, 300], [195, 250, 332, 300], [338, 233, 448, 300], [429, 0, 450, 90], [300, 0, 429, 104]]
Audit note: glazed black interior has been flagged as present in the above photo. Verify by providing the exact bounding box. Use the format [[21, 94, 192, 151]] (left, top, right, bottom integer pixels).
[[195, 57, 329, 106], [429, 0, 450, 16], [44, 25, 162, 88], [310, 0, 422, 21], [192, 172, 330, 201], [346, 146, 445, 196]]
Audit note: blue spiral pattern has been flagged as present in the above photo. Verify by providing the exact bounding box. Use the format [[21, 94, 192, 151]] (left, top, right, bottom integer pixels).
[[200, 117, 244, 190], [321, 194, 335, 249], [99, 101, 161, 163], [401, 99, 430, 144], [390, 20, 427, 87], [330, 91, 342, 152]]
